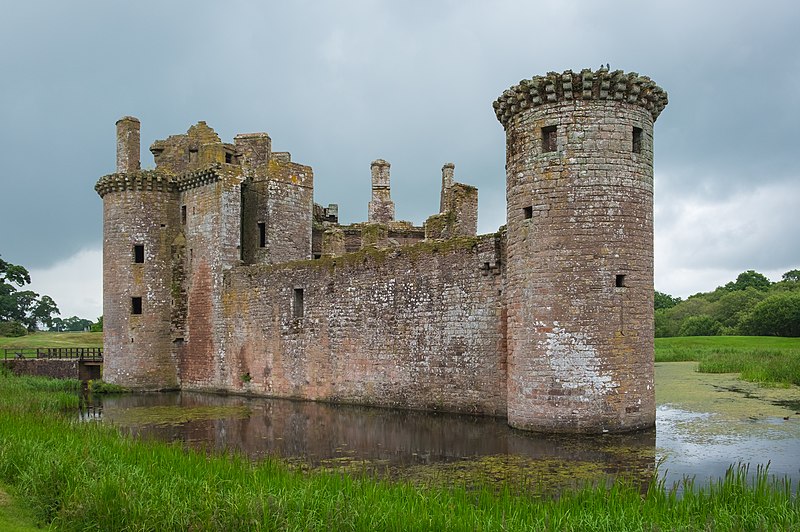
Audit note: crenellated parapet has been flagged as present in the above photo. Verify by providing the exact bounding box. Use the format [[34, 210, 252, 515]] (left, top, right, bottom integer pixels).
[[95, 170, 175, 198], [95, 164, 245, 198], [174, 163, 242, 192], [493, 68, 668, 128]]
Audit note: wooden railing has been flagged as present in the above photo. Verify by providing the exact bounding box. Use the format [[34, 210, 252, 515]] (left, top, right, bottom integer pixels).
[[2, 347, 103, 362]]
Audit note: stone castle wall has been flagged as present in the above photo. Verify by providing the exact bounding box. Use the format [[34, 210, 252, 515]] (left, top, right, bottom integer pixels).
[[217, 234, 507, 415], [176, 167, 244, 388]]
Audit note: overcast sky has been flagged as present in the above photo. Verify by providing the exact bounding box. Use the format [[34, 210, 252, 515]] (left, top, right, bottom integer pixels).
[[1, 0, 798, 319]]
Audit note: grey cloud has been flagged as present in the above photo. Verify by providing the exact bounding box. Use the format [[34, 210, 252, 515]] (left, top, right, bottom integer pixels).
[[1, 0, 798, 305]]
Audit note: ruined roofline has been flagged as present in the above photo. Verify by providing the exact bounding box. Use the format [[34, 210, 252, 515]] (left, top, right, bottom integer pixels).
[[492, 68, 668, 128], [241, 232, 499, 273]]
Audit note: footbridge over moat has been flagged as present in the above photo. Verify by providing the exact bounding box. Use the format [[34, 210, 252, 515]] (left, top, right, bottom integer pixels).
[[2, 347, 103, 382]]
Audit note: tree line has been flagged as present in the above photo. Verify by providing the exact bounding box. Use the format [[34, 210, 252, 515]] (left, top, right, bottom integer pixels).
[[656, 269, 800, 337], [0, 255, 101, 337]]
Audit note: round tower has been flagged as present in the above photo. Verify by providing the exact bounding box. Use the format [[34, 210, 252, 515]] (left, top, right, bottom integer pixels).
[[97, 116, 178, 389], [494, 69, 667, 433]]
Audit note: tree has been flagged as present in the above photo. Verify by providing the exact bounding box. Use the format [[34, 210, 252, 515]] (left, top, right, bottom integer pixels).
[[0, 254, 60, 330], [710, 288, 767, 330], [0, 321, 27, 337], [654, 291, 682, 310], [678, 315, 723, 336], [31, 296, 60, 331], [0, 256, 31, 287], [724, 270, 772, 292], [90, 315, 103, 332], [739, 293, 800, 337], [62, 316, 94, 332], [782, 269, 800, 283]]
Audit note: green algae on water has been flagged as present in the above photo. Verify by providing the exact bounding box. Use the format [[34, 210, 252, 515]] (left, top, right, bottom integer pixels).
[[103, 404, 251, 426]]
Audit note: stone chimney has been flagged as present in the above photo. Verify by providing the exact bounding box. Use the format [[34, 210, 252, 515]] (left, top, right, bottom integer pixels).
[[367, 159, 395, 224], [115, 116, 140, 174]]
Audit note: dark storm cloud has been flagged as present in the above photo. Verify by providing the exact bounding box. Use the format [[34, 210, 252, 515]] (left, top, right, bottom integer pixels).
[[1, 0, 798, 307]]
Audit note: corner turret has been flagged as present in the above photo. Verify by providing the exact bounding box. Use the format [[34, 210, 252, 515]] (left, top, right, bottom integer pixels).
[[496, 68, 667, 433]]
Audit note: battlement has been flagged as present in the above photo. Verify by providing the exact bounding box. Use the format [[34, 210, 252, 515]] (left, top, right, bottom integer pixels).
[[493, 68, 668, 128], [95, 170, 174, 198], [174, 163, 242, 192]]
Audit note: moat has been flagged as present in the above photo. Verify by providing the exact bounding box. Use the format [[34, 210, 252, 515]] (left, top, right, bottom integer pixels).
[[83, 362, 800, 491]]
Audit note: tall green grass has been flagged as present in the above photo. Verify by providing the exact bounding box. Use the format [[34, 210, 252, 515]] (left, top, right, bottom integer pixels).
[[0, 368, 81, 413], [655, 336, 800, 386], [0, 372, 798, 530]]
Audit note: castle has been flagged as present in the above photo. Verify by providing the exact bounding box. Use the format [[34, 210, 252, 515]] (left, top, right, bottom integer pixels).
[[96, 68, 667, 434]]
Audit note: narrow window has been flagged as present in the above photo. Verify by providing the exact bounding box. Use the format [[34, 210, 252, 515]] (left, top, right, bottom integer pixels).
[[292, 288, 304, 319], [181, 205, 187, 224], [523, 206, 533, 219], [632, 127, 643, 154], [541, 125, 557, 153], [258, 222, 266, 248], [133, 244, 144, 263], [225, 152, 233, 164], [615, 274, 626, 288], [131, 297, 143, 315], [189, 148, 198, 163]]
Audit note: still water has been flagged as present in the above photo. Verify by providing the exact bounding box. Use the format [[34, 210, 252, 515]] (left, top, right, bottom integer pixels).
[[84, 362, 800, 491]]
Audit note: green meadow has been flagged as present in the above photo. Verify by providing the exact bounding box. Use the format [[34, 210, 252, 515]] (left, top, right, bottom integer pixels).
[[0, 332, 102, 350]]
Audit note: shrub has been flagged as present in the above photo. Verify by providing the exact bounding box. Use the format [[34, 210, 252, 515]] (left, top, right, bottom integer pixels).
[[0, 321, 27, 337], [739, 293, 800, 337], [678, 315, 723, 336]]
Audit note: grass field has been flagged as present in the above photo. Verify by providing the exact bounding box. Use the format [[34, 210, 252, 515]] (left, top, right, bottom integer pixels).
[[0, 331, 102, 349], [655, 336, 800, 386]]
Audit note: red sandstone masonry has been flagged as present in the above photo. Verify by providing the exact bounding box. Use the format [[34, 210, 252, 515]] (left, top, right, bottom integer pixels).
[[218, 236, 507, 415]]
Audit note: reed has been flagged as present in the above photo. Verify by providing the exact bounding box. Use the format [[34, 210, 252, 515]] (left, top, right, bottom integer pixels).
[[655, 336, 800, 386]]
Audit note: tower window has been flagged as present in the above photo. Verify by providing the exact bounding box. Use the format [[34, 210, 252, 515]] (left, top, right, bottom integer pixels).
[[131, 297, 143, 315], [189, 148, 198, 163], [133, 244, 144, 263], [615, 274, 626, 288], [632, 127, 643, 154], [541, 125, 557, 153], [258, 222, 266, 248], [181, 205, 187, 224], [292, 288, 304, 319], [523, 206, 533, 219], [225, 152, 233, 164]]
